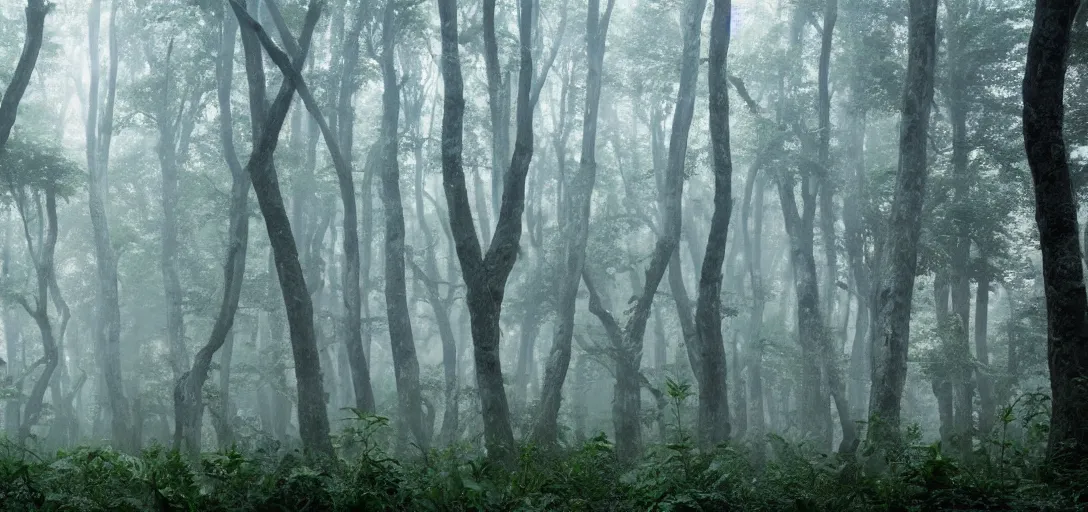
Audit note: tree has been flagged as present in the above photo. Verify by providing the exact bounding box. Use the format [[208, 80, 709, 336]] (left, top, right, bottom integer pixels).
[[172, 5, 321, 459], [336, 0, 377, 415], [533, 0, 615, 447], [610, 0, 705, 462], [0, 141, 77, 445], [867, 0, 938, 445], [0, 0, 52, 154], [148, 36, 204, 382], [230, 0, 333, 457], [436, 0, 537, 464], [1021, 0, 1088, 475], [695, 0, 733, 448], [86, 0, 133, 453], [375, 0, 428, 450]]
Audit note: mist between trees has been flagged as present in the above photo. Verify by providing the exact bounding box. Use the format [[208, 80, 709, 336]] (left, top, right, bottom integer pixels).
[[0, 0, 1087, 508]]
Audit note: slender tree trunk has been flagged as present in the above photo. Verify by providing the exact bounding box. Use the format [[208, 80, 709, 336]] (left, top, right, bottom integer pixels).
[[741, 156, 768, 456], [975, 269, 994, 435], [3, 212, 21, 434], [483, 0, 511, 230], [437, 0, 538, 464], [12, 186, 61, 445], [151, 44, 193, 383], [172, 10, 292, 458], [842, 88, 869, 418], [231, 0, 333, 456], [867, 0, 938, 446], [336, 0, 375, 414], [0, 0, 51, 152], [1021, 0, 1088, 474], [777, 172, 832, 450], [376, 0, 427, 450], [87, 0, 134, 453], [668, 252, 700, 381], [531, 0, 614, 447], [694, 0, 734, 447], [613, 0, 705, 462], [817, 0, 839, 323]]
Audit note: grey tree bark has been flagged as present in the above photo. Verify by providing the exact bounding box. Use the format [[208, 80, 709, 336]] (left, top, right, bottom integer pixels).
[[4, 170, 62, 445], [533, 0, 615, 447], [612, 0, 705, 462], [86, 0, 134, 453], [974, 266, 994, 435], [694, 0, 734, 447], [867, 0, 938, 446], [150, 42, 200, 383], [173, 8, 319, 459], [483, 0, 510, 229], [740, 146, 772, 458], [337, 0, 376, 413], [1021, 0, 1088, 475], [817, 0, 839, 324], [437, 0, 537, 464], [375, 0, 428, 450], [0, 0, 51, 153], [230, 0, 333, 457]]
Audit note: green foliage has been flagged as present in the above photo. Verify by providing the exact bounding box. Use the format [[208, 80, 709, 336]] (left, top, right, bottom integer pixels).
[[1, 400, 1084, 512], [0, 138, 83, 200]]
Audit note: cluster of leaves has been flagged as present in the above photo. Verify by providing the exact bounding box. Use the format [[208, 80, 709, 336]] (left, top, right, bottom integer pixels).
[[0, 407, 1084, 511]]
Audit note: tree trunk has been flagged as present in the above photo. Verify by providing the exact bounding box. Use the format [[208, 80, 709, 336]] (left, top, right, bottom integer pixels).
[[336, 0, 376, 414], [87, 0, 134, 453], [483, 0, 511, 231], [975, 269, 995, 435], [376, 0, 427, 450], [172, 9, 311, 458], [437, 0, 538, 464], [741, 160, 768, 456], [817, 0, 839, 323], [777, 172, 833, 450], [151, 43, 193, 383], [613, 0, 705, 462], [514, 301, 543, 405], [0, 0, 51, 152], [231, 0, 333, 457], [842, 89, 870, 418], [1021, 0, 1088, 474], [531, 0, 615, 447], [867, 0, 937, 446], [694, 0, 733, 447], [12, 185, 61, 445], [3, 212, 21, 435], [668, 252, 700, 381]]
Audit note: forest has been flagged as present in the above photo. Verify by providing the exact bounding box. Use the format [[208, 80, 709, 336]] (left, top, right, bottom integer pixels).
[[0, 0, 1086, 509]]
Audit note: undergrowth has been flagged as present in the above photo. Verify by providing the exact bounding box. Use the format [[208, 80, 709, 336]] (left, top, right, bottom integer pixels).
[[0, 430, 1083, 511], [0, 393, 1083, 511]]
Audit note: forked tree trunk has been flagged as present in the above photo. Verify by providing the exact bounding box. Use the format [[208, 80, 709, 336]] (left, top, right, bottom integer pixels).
[[338, 0, 376, 412], [173, 8, 317, 458], [437, 0, 537, 464], [11, 184, 61, 445], [532, 0, 614, 448]]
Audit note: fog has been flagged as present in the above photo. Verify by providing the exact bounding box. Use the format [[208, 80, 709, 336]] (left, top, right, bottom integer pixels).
[[0, 0, 1082, 485]]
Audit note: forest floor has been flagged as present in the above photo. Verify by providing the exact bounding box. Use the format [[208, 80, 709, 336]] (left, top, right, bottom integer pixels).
[[1, 428, 1085, 512]]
